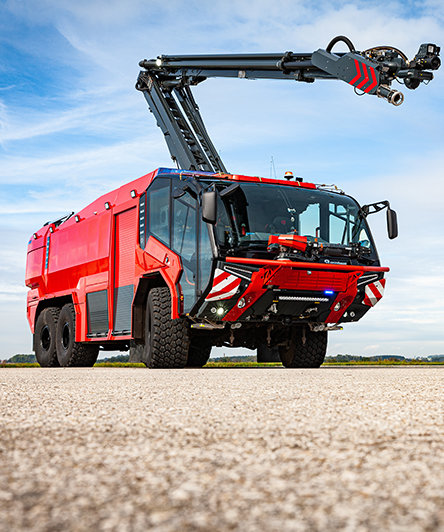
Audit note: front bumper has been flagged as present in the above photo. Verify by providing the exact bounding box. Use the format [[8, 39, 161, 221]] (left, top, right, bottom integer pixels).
[[195, 258, 388, 325]]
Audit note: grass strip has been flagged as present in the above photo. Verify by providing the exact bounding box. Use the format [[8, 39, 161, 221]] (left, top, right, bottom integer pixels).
[[1, 361, 443, 368]]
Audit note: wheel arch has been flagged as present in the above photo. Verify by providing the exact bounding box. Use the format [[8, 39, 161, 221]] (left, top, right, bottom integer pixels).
[[132, 274, 169, 341]]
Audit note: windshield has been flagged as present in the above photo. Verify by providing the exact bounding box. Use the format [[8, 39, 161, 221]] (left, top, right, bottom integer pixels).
[[214, 182, 377, 260]]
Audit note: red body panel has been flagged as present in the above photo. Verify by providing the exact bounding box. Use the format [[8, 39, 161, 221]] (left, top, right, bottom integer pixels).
[[114, 207, 137, 286], [25, 169, 158, 340]]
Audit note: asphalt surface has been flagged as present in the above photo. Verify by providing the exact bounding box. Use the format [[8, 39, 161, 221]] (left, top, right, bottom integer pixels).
[[0, 367, 443, 531]]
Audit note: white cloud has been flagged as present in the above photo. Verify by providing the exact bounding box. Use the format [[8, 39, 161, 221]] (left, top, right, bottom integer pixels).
[[0, 137, 167, 187]]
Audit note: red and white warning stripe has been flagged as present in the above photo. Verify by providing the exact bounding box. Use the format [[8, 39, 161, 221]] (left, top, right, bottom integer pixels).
[[363, 279, 386, 307], [205, 268, 241, 302]]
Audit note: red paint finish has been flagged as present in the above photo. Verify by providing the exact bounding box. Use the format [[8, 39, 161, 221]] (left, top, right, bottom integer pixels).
[[269, 268, 348, 292], [268, 234, 308, 252], [114, 208, 137, 288], [223, 260, 379, 323], [25, 169, 158, 339], [325, 272, 362, 323], [365, 67, 377, 93], [223, 267, 274, 322], [348, 61, 378, 94], [363, 278, 386, 306], [220, 174, 316, 189], [356, 63, 370, 90], [144, 236, 183, 319]]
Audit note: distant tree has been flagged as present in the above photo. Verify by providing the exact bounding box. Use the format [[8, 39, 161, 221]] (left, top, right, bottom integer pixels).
[[8, 354, 37, 363], [100, 354, 130, 363]]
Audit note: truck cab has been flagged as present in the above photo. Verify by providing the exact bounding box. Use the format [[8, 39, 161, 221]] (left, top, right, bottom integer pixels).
[[132, 169, 393, 367]]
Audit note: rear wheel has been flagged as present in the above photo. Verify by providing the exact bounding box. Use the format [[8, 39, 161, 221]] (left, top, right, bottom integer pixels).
[[279, 329, 327, 368], [257, 343, 281, 363], [56, 304, 99, 367], [35, 308, 60, 367], [143, 287, 189, 368]]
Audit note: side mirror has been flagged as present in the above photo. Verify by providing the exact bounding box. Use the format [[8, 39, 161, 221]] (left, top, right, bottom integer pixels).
[[387, 208, 398, 239], [361, 200, 398, 240], [202, 190, 217, 224]]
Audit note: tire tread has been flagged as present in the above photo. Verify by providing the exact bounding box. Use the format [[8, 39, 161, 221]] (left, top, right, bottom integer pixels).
[[57, 304, 99, 367], [146, 288, 189, 369], [279, 330, 327, 368]]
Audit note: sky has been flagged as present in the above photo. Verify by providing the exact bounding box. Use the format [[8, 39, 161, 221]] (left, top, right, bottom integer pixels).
[[0, 0, 443, 358]]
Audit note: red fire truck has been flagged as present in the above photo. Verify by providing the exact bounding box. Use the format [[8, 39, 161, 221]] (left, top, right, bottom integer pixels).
[[25, 37, 440, 368]]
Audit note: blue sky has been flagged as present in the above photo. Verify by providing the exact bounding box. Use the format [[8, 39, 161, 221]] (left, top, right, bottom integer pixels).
[[0, 0, 443, 358]]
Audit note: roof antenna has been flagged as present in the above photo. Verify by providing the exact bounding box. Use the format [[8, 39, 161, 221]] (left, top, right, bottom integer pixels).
[[270, 156, 277, 179]]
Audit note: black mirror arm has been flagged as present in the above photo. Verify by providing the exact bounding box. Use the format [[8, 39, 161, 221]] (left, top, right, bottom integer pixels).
[[360, 200, 390, 217], [219, 182, 241, 198], [173, 180, 202, 200]]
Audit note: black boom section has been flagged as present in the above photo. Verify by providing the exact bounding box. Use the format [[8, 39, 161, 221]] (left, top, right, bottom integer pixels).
[[137, 73, 226, 173], [137, 36, 440, 172]]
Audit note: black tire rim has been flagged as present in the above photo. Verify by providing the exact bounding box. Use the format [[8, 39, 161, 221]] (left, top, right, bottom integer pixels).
[[62, 322, 71, 350], [41, 325, 51, 351]]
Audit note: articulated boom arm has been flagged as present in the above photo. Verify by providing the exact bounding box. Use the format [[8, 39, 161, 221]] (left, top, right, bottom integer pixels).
[[136, 35, 440, 173]]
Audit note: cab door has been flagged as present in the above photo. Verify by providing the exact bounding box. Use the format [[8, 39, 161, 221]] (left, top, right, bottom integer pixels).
[[112, 206, 137, 335], [172, 185, 198, 312]]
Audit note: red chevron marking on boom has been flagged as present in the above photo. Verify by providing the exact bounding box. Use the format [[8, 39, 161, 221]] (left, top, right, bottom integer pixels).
[[364, 66, 377, 93], [356, 63, 370, 89], [349, 59, 362, 86]]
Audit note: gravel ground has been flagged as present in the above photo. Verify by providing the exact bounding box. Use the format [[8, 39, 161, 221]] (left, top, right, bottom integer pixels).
[[0, 367, 443, 532]]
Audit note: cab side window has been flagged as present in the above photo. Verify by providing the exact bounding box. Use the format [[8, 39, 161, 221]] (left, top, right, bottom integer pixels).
[[148, 179, 170, 245], [173, 192, 197, 262]]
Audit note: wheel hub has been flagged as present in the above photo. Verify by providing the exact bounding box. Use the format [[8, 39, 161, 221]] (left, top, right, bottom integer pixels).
[[62, 323, 70, 349], [41, 325, 50, 351]]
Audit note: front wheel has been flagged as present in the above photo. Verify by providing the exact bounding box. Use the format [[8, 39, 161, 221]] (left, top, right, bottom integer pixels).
[[56, 304, 99, 367], [143, 287, 189, 368], [278, 329, 327, 368], [187, 339, 212, 367]]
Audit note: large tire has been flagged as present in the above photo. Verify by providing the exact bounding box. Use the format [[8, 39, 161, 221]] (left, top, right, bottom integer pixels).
[[257, 343, 281, 363], [56, 304, 99, 367], [279, 329, 327, 368], [187, 339, 212, 367], [143, 287, 189, 368], [34, 308, 60, 367]]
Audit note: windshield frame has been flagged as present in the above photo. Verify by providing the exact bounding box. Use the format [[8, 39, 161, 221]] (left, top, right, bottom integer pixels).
[[209, 180, 380, 265]]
